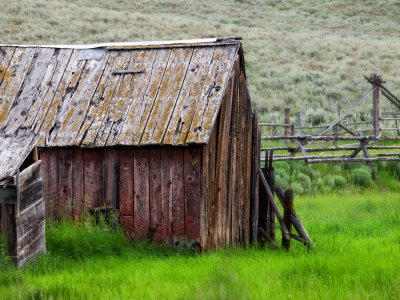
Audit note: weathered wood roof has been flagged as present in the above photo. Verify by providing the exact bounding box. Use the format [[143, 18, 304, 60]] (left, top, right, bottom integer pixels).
[[0, 38, 240, 182]]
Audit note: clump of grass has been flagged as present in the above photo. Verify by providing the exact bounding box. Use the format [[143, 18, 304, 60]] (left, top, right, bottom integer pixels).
[[46, 216, 130, 260]]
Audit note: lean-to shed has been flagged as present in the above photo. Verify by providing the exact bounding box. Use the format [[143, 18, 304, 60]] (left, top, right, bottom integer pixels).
[[0, 38, 257, 249]]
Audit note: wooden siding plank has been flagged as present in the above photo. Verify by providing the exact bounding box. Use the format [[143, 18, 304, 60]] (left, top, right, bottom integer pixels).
[[102, 148, 119, 207], [72, 148, 84, 219], [207, 118, 219, 249], [128, 49, 172, 145], [133, 148, 150, 239], [50, 53, 111, 146], [114, 50, 158, 145], [141, 48, 193, 145], [162, 47, 215, 145], [186, 45, 238, 144], [18, 161, 42, 214], [2, 48, 55, 135], [161, 148, 173, 244], [58, 149, 73, 217], [83, 150, 102, 210], [39, 149, 59, 219], [171, 148, 185, 244], [149, 148, 162, 242], [184, 147, 202, 243], [200, 142, 209, 249], [0, 47, 36, 127], [118, 149, 134, 216], [214, 70, 234, 248]]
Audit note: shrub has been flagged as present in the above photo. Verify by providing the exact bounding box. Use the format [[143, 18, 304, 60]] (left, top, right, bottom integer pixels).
[[330, 175, 346, 189], [351, 168, 372, 187], [275, 174, 289, 190], [307, 109, 326, 125], [297, 173, 312, 192], [290, 182, 304, 195]]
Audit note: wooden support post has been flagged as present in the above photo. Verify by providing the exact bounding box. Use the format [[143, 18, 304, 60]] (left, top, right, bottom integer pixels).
[[267, 161, 275, 242], [275, 187, 314, 248], [251, 109, 260, 243], [360, 140, 376, 179], [282, 190, 293, 250], [284, 108, 291, 136], [373, 74, 382, 138]]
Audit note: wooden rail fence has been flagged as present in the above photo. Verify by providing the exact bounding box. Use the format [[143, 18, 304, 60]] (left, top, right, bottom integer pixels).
[[258, 75, 400, 175]]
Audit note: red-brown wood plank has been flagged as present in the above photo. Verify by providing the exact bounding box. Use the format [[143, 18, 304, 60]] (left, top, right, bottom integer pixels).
[[161, 148, 172, 244], [57, 149, 73, 217], [133, 148, 150, 239], [39, 149, 59, 219], [72, 148, 84, 219], [102, 148, 119, 207], [120, 215, 134, 240], [83, 149, 102, 210], [118, 149, 134, 216], [171, 148, 185, 244], [184, 147, 202, 243], [149, 148, 162, 242]]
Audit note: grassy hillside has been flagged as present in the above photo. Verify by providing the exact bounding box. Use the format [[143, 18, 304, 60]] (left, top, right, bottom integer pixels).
[[2, 0, 400, 122]]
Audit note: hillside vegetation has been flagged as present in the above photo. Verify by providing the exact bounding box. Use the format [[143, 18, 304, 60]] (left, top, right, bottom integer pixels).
[[2, 0, 400, 122]]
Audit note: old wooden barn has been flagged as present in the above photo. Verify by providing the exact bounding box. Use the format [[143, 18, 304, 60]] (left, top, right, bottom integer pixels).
[[0, 38, 258, 250]]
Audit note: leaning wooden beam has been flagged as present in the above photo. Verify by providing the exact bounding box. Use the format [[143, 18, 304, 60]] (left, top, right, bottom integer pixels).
[[275, 187, 314, 248], [337, 123, 358, 136], [258, 168, 290, 240], [317, 87, 375, 137], [349, 137, 371, 158]]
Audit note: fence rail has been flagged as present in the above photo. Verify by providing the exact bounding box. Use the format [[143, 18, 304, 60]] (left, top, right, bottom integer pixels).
[[258, 75, 400, 170]]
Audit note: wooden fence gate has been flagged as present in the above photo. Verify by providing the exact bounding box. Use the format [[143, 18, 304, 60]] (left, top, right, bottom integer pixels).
[[0, 161, 45, 267]]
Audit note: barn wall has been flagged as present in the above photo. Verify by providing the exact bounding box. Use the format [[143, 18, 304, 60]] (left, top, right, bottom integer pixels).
[[200, 56, 253, 249], [39, 146, 202, 246]]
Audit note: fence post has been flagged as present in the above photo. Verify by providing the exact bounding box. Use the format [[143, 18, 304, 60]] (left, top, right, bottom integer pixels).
[[373, 74, 382, 138], [282, 189, 294, 250], [284, 108, 291, 136], [297, 112, 303, 134]]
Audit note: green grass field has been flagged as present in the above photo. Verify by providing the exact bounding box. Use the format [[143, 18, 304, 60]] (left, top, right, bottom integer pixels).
[[1, 185, 399, 299]]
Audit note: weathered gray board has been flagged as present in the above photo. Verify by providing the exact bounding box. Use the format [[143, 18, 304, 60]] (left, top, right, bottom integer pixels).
[[0, 161, 45, 267]]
